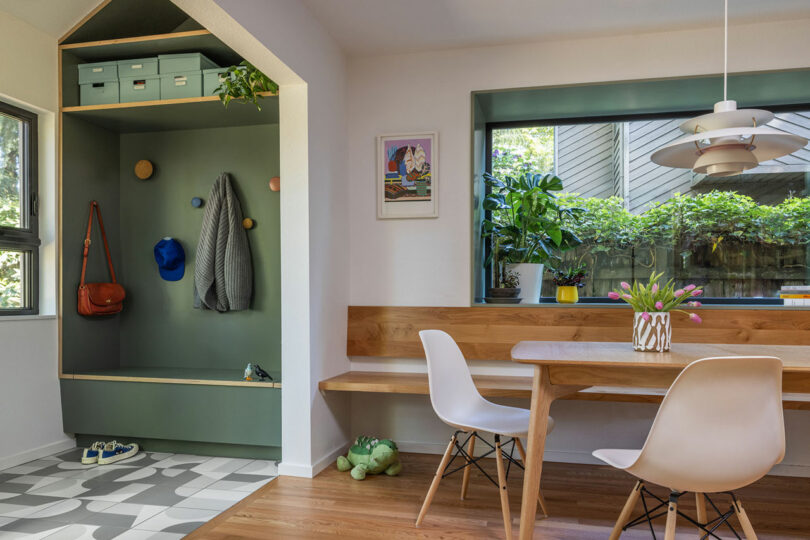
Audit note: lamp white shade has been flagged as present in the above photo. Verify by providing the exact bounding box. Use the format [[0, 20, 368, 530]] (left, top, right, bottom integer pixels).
[[678, 100, 774, 133], [650, 126, 808, 171]]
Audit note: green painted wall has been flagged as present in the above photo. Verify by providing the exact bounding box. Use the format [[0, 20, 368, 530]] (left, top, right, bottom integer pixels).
[[117, 124, 281, 373], [62, 115, 121, 373]]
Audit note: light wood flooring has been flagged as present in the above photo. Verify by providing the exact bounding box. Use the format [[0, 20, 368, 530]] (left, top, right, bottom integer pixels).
[[188, 453, 810, 539]]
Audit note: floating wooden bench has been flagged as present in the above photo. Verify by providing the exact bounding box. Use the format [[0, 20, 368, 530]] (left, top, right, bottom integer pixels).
[[322, 306, 810, 410], [319, 371, 810, 410]]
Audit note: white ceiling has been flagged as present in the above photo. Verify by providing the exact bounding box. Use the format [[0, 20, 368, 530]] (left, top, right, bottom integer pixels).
[[0, 0, 101, 38], [301, 0, 810, 56]]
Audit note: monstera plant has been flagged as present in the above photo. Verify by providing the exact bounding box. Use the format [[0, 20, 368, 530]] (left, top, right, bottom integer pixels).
[[482, 171, 582, 302]]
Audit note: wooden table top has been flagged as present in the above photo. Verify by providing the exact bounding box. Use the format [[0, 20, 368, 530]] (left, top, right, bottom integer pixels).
[[511, 341, 810, 371]]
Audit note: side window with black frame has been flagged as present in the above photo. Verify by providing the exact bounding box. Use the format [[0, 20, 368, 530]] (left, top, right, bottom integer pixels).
[[0, 101, 39, 315]]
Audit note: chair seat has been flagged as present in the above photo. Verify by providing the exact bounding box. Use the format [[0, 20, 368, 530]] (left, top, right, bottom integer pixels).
[[444, 400, 555, 438], [592, 448, 641, 470]]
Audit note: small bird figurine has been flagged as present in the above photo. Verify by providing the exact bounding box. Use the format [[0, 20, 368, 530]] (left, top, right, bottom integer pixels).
[[243, 363, 254, 381], [253, 364, 273, 381]]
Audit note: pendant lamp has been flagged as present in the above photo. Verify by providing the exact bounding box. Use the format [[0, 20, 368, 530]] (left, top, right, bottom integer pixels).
[[650, 0, 808, 177]]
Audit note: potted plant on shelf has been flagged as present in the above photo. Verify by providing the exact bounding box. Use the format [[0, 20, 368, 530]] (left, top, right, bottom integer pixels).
[[608, 272, 704, 352], [482, 171, 582, 303], [486, 241, 522, 303], [548, 264, 587, 304], [215, 61, 279, 111]]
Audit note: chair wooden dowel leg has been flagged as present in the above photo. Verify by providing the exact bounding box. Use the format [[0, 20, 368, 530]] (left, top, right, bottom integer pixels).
[[415, 434, 457, 527], [609, 481, 643, 540], [514, 438, 549, 518], [494, 435, 513, 540], [733, 498, 758, 540], [664, 494, 678, 540], [460, 433, 476, 500], [695, 493, 707, 536]]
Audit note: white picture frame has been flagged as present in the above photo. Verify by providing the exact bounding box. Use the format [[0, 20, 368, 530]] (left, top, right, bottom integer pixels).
[[377, 132, 438, 219]]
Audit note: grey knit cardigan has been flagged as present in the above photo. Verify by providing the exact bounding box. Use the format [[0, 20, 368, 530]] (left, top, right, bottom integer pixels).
[[194, 173, 252, 311]]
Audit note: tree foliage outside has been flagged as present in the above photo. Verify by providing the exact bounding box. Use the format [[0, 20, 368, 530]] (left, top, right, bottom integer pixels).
[[0, 113, 23, 308], [491, 127, 554, 180]]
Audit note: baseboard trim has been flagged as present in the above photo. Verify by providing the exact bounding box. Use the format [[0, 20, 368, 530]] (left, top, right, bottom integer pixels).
[[279, 442, 350, 479], [0, 438, 75, 472]]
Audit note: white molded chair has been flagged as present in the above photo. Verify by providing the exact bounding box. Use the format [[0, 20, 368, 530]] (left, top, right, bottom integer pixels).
[[594, 356, 784, 540], [415, 330, 555, 539]]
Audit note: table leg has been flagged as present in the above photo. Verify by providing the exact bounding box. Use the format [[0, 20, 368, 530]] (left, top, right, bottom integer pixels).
[[518, 366, 554, 540]]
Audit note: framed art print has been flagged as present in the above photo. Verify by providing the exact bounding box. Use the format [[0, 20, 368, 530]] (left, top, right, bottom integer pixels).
[[377, 132, 438, 219]]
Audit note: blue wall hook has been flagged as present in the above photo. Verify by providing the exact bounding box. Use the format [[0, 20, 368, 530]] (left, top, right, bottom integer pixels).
[[191, 197, 203, 208]]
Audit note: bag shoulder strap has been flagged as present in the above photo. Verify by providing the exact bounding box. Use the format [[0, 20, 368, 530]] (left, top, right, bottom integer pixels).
[[80, 200, 117, 286]]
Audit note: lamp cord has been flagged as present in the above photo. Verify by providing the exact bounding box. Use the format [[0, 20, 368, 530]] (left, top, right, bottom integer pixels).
[[723, 0, 728, 101]]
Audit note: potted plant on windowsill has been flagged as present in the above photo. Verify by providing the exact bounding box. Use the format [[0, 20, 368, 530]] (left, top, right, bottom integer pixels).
[[548, 264, 587, 304], [608, 272, 704, 352], [486, 241, 522, 303], [482, 171, 582, 303]]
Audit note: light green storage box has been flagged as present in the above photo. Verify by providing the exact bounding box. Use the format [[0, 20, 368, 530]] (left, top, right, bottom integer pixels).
[[158, 53, 217, 74], [80, 81, 119, 106], [202, 66, 246, 96], [78, 61, 118, 84], [119, 75, 160, 103], [117, 57, 158, 78], [160, 71, 202, 100]]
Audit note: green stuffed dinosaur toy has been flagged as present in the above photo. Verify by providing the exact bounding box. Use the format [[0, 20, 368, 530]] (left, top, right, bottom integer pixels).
[[336, 436, 402, 480]]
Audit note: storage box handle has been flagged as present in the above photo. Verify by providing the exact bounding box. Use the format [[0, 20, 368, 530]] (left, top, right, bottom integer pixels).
[[173, 75, 187, 87], [133, 80, 146, 90], [92, 67, 104, 73], [130, 64, 143, 69], [92, 82, 105, 88]]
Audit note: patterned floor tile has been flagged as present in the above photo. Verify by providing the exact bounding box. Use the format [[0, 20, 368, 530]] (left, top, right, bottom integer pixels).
[[189, 458, 253, 480], [86, 503, 167, 528], [173, 487, 248, 511], [150, 455, 210, 470], [0, 494, 64, 518], [135, 507, 219, 534], [208, 476, 273, 492], [78, 483, 154, 504], [27, 479, 91, 499], [40, 523, 126, 540], [1, 461, 56, 476], [234, 459, 278, 477], [26, 500, 116, 524], [111, 530, 184, 540], [0, 517, 68, 539]]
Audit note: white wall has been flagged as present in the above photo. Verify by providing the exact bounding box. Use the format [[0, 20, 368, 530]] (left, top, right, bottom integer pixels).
[[0, 10, 73, 470], [346, 19, 810, 473], [174, 0, 351, 477]]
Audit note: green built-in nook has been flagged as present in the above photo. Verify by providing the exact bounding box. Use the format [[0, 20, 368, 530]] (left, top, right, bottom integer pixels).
[[58, 0, 281, 458]]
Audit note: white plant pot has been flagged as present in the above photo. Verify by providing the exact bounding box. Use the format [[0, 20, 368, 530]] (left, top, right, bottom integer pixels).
[[633, 312, 671, 352], [506, 263, 544, 303]]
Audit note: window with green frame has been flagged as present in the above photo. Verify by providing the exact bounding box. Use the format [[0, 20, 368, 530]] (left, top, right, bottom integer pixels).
[[483, 108, 810, 304], [0, 100, 39, 315]]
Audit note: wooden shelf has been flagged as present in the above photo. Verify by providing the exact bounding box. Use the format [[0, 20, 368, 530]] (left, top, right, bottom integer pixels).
[[60, 29, 241, 66], [62, 93, 279, 133], [62, 366, 281, 388]]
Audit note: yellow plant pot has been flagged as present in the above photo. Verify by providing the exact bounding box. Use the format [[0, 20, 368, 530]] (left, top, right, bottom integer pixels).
[[556, 286, 579, 304]]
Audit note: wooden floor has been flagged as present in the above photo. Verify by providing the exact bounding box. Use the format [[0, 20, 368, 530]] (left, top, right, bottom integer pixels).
[[189, 453, 810, 539]]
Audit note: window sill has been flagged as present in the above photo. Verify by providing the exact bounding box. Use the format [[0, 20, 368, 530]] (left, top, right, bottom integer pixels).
[[0, 314, 56, 322], [472, 302, 810, 311]]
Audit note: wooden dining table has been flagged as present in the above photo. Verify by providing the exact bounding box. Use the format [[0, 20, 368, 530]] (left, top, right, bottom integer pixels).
[[510, 341, 810, 540]]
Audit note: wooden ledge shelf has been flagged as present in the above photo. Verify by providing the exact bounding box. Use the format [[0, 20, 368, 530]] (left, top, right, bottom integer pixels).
[[319, 371, 810, 410], [62, 93, 279, 133], [61, 367, 281, 389]]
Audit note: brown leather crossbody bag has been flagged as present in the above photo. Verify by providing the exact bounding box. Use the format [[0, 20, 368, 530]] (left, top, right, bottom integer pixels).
[[77, 201, 125, 316]]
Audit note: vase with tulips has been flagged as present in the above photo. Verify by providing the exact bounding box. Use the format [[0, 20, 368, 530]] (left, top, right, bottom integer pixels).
[[608, 272, 704, 352]]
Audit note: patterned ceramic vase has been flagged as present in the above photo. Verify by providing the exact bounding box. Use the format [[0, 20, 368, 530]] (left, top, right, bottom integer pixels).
[[633, 312, 671, 352]]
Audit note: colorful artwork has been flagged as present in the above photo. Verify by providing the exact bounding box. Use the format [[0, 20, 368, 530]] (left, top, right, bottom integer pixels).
[[377, 132, 438, 219]]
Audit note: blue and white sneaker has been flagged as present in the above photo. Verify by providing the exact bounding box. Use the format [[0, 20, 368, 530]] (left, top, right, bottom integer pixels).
[[97, 440, 139, 465], [81, 441, 106, 464]]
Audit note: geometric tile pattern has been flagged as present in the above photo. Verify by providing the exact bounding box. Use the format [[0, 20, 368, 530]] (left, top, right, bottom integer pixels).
[[0, 448, 277, 539]]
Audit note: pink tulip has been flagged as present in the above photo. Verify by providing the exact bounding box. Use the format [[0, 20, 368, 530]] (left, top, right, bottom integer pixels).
[[689, 313, 702, 323], [621, 282, 631, 290], [692, 289, 703, 296], [622, 293, 632, 300], [607, 291, 620, 300], [651, 284, 659, 294], [641, 311, 650, 321], [688, 301, 702, 307], [655, 301, 663, 310], [674, 289, 685, 297], [685, 284, 696, 291]]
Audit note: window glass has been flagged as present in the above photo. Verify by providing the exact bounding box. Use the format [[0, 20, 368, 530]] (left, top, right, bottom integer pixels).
[[0, 249, 24, 308], [488, 112, 810, 302], [0, 112, 23, 229]]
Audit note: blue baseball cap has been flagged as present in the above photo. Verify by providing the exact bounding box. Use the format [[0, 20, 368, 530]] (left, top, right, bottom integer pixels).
[[154, 237, 185, 281]]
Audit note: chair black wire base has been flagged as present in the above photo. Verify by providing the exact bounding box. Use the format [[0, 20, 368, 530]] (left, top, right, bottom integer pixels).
[[623, 483, 743, 540], [440, 430, 522, 488]]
